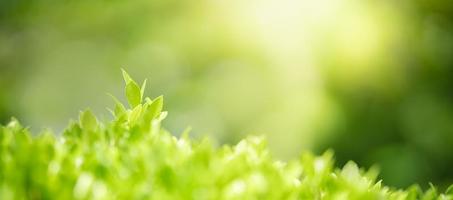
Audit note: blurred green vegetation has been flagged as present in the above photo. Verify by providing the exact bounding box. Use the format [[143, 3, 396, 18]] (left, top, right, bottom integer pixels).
[[1, 0, 453, 188]]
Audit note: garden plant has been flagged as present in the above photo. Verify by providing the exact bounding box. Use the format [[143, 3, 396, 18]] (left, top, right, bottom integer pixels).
[[0, 71, 452, 200]]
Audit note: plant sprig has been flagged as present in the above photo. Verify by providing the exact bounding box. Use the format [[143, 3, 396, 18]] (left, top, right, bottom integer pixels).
[[0, 70, 451, 200]]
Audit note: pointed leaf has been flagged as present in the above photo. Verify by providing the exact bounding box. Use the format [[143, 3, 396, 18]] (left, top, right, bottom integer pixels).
[[181, 126, 192, 139], [107, 93, 126, 116], [145, 97, 152, 104], [79, 110, 97, 131], [126, 81, 142, 108], [129, 104, 143, 126], [341, 161, 361, 182], [158, 111, 168, 121], [121, 68, 133, 84], [445, 184, 453, 195], [141, 79, 147, 101], [144, 96, 163, 121]]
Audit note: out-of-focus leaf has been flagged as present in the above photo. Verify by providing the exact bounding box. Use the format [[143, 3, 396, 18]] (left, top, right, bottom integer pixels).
[[79, 109, 97, 131]]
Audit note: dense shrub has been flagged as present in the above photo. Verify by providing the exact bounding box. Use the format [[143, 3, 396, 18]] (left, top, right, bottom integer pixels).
[[0, 71, 452, 199]]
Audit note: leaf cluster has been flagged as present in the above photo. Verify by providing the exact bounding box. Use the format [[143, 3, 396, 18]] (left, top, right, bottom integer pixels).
[[0, 71, 452, 200]]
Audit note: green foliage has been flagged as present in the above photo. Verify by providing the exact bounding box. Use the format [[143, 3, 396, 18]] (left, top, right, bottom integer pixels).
[[0, 73, 452, 200], [79, 110, 98, 132], [122, 69, 143, 108]]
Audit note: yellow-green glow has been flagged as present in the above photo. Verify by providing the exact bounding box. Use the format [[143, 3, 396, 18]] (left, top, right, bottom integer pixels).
[[217, 0, 400, 81], [203, 0, 406, 154], [334, 14, 382, 64]]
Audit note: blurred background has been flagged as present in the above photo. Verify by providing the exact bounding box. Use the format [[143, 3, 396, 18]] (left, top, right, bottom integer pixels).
[[1, 0, 453, 188]]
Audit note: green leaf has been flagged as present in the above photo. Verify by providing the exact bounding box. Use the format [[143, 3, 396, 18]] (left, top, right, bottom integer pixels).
[[144, 97, 152, 104], [446, 184, 453, 195], [341, 161, 361, 183], [121, 69, 142, 107], [126, 81, 142, 108], [107, 93, 126, 116], [129, 104, 142, 126], [6, 118, 23, 132], [158, 111, 168, 121], [141, 79, 147, 101], [121, 68, 134, 84], [181, 126, 192, 139], [144, 95, 163, 121], [79, 109, 97, 131]]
